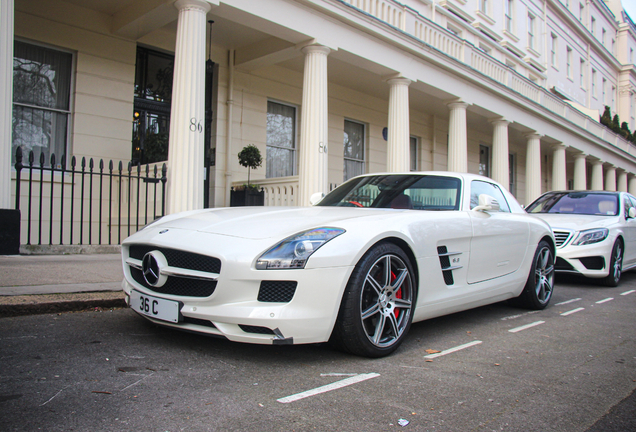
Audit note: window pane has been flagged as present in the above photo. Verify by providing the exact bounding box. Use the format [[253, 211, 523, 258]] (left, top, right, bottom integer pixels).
[[13, 41, 72, 110], [266, 101, 296, 178], [344, 120, 365, 181], [410, 137, 417, 171], [12, 105, 67, 165]]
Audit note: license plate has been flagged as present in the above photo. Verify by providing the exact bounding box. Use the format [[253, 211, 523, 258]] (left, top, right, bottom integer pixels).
[[130, 290, 181, 323]]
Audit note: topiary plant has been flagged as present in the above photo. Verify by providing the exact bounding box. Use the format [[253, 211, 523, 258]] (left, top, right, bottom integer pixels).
[[238, 144, 262, 189]]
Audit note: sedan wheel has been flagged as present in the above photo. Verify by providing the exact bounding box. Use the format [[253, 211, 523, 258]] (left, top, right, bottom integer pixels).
[[511, 240, 554, 310], [330, 243, 416, 357], [602, 240, 623, 287]]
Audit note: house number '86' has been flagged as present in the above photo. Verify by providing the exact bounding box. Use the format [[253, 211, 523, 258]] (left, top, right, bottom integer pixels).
[[190, 118, 203, 133]]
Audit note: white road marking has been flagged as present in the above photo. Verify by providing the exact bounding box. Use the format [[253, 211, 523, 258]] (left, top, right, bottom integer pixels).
[[556, 298, 581, 306], [277, 373, 380, 403], [561, 307, 585, 316], [508, 321, 545, 333], [319, 373, 357, 377], [596, 298, 613, 304], [621, 290, 635, 296], [424, 341, 483, 359]]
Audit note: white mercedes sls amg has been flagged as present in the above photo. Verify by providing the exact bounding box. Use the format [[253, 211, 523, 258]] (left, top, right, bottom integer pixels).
[[121, 172, 555, 357]]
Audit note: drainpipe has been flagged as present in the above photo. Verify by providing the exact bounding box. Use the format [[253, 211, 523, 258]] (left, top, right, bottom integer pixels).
[[224, 49, 234, 207]]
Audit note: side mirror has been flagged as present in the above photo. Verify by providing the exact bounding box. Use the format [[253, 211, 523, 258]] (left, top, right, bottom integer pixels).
[[309, 192, 325, 206], [473, 194, 500, 212], [629, 207, 636, 219]]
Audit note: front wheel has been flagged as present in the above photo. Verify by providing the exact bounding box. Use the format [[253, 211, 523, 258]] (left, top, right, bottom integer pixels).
[[330, 243, 416, 358], [601, 240, 623, 287], [511, 240, 554, 309]]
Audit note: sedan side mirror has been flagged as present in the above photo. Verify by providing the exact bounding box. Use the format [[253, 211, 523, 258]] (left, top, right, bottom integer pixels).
[[629, 207, 636, 219], [473, 194, 500, 212], [309, 192, 325, 206]]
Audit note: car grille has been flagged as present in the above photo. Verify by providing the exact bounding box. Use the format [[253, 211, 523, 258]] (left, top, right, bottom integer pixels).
[[553, 230, 573, 248], [257, 281, 297, 302], [127, 244, 220, 298], [239, 325, 275, 335], [437, 246, 454, 286]]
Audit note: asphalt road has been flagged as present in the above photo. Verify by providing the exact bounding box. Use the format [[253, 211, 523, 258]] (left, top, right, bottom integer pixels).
[[1, 273, 635, 431]]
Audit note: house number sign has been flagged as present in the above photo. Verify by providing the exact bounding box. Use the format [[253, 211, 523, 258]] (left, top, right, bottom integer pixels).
[[190, 118, 203, 133]]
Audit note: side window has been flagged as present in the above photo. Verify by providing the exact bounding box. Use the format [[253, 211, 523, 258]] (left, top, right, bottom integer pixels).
[[623, 194, 633, 219], [470, 180, 511, 212]]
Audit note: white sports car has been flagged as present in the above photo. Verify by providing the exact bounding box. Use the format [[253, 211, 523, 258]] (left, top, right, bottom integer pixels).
[[526, 190, 636, 286], [121, 172, 555, 357]]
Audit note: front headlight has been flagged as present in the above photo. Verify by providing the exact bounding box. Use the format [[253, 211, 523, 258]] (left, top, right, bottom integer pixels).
[[256, 227, 345, 269], [571, 228, 609, 246]]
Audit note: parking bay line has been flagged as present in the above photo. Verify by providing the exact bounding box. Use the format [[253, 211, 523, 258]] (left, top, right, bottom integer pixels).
[[596, 298, 613, 304], [508, 321, 545, 333], [277, 373, 380, 403], [561, 307, 585, 316], [621, 290, 635, 296], [555, 298, 581, 306], [424, 341, 483, 359]]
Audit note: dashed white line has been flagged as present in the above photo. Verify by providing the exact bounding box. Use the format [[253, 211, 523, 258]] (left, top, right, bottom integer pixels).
[[508, 321, 545, 333], [596, 298, 614, 304], [621, 290, 635, 296], [561, 307, 585, 316], [277, 373, 380, 403], [556, 298, 581, 306], [424, 341, 483, 359]]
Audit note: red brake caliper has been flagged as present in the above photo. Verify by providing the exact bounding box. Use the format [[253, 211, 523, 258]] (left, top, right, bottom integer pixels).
[[391, 271, 402, 319]]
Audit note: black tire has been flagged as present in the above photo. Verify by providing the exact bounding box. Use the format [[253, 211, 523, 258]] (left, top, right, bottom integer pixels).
[[330, 243, 416, 358], [601, 240, 623, 287], [511, 240, 554, 310]]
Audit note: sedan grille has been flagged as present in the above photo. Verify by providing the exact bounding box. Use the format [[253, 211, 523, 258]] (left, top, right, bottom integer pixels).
[[127, 244, 220, 298], [553, 230, 573, 248]]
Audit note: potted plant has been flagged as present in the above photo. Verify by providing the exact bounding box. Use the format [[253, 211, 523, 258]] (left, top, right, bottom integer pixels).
[[231, 144, 265, 206]]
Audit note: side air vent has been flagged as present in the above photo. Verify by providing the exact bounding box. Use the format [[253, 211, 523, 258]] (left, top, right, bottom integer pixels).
[[258, 281, 297, 303], [437, 246, 462, 286]]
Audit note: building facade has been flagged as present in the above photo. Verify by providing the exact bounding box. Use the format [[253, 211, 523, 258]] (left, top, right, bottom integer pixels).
[[1, 0, 636, 245]]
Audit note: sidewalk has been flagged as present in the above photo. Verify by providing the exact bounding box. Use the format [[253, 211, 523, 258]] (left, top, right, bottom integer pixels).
[[0, 253, 126, 317]]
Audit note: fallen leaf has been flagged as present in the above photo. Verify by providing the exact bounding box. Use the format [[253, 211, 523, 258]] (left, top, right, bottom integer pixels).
[[425, 349, 441, 354]]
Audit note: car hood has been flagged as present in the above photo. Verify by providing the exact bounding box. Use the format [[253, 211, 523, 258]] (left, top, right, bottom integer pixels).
[[530, 213, 619, 231], [150, 206, 408, 240]]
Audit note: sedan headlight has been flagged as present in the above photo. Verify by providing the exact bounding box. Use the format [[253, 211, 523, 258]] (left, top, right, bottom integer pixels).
[[256, 227, 345, 269], [571, 228, 609, 246]]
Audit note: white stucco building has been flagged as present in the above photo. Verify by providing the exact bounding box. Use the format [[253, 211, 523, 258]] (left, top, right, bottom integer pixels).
[[1, 0, 636, 245]]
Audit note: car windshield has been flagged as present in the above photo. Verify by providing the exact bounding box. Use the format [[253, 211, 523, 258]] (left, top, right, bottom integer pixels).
[[526, 192, 618, 216], [317, 175, 461, 210]]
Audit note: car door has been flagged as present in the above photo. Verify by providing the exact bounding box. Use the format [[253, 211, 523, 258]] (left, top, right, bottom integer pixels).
[[466, 180, 529, 284]]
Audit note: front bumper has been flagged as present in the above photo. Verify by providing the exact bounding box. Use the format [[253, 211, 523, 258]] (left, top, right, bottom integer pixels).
[[555, 238, 613, 279], [122, 264, 353, 345]]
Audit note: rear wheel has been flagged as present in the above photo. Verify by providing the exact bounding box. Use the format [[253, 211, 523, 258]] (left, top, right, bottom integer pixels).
[[511, 240, 554, 309], [601, 240, 623, 287], [330, 243, 416, 358]]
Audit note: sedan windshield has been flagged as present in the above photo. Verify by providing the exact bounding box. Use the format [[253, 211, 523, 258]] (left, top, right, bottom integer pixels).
[[526, 192, 618, 216], [317, 175, 461, 210]]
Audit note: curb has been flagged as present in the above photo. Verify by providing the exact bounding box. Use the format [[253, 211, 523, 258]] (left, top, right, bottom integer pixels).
[[0, 292, 126, 318]]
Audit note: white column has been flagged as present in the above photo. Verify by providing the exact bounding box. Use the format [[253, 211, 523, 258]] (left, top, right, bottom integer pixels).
[[551, 144, 567, 191], [0, 0, 14, 209], [447, 101, 469, 173], [605, 165, 617, 191], [617, 170, 628, 192], [591, 159, 604, 190], [166, 0, 211, 214], [573, 152, 587, 190], [525, 133, 542, 205], [298, 45, 330, 206], [629, 175, 636, 195], [490, 118, 509, 188], [386, 77, 411, 172]]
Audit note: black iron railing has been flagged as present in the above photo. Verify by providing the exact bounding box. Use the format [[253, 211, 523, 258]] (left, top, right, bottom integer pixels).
[[13, 147, 167, 246]]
